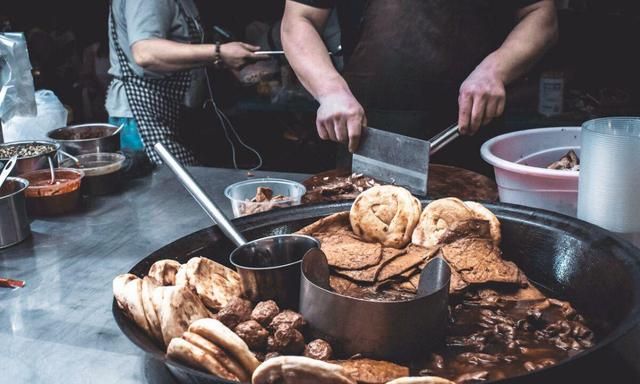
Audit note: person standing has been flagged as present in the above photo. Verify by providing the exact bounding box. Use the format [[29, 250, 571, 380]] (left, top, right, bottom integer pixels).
[[281, 0, 558, 172], [106, 0, 264, 165]]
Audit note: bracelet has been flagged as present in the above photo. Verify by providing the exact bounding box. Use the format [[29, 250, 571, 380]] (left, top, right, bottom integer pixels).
[[213, 41, 223, 69]]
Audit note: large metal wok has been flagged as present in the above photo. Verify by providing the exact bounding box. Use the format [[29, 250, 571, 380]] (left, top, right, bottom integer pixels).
[[113, 201, 640, 384]]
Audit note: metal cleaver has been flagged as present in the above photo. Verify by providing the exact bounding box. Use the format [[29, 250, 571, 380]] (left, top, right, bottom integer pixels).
[[351, 125, 460, 196]]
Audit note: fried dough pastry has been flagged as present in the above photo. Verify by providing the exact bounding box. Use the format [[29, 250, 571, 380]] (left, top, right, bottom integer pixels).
[[252, 355, 356, 384], [350, 185, 422, 248]]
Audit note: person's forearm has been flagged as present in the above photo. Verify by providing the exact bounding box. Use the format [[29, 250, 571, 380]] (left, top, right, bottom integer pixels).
[[281, 8, 350, 101], [478, 0, 558, 85], [132, 39, 214, 72]]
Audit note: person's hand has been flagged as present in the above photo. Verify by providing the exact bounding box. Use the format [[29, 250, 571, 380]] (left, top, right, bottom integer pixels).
[[316, 91, 366, 153], [220, 42, 267, 69], [457, 64, 506, 135]]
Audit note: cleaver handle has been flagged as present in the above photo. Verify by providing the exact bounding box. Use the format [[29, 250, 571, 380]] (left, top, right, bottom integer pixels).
[[430, 124, 460, 155]]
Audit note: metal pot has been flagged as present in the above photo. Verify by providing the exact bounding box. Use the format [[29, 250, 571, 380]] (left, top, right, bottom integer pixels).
[[46, 123, 121, 156], [113, 201, 640, 384], [0, 177, 31, 249], [0, 140, 60, 176]]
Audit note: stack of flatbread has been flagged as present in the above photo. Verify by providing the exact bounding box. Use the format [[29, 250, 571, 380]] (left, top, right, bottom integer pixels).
[[113, 257, 242, 348], [298, 186, 527, 299]]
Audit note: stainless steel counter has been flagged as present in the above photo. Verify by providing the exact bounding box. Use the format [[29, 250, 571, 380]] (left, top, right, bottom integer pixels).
[[0, 167, 307, 383]]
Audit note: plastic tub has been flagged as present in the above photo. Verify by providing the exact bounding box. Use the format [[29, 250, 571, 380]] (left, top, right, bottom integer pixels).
[[61, 153, 126, 196], [224, 178, 306, 217], [480, 127, 580, 216], [21, 168, 84, 216]]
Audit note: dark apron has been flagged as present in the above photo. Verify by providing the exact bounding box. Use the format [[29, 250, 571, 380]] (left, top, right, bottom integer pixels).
[[109, 0, 202, 165], [342, 0, 511, 175]]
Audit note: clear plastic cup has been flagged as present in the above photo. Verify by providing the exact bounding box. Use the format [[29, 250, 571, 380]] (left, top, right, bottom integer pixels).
[[577, 117, 640, 242], [224, 178, 306, 217]]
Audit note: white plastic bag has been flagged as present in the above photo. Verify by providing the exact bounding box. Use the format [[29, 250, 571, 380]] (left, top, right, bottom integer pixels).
[[0, 33, 36, 123], [2, 89, 68, 142]]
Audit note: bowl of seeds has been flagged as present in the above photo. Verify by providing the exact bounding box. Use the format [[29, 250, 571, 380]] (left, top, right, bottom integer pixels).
[[0, 140, 60, 176]]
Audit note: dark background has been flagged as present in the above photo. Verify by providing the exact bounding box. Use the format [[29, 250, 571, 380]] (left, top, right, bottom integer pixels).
[[2, 0, 640, 174]]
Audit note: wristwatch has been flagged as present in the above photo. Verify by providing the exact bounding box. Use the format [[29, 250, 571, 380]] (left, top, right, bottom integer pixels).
[[213, 41, 223, 68]]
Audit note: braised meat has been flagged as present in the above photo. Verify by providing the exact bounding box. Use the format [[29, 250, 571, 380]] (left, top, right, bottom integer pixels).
[[304, 339, 334, 361], [547, 150, 580, 171], [251, 300, 280, 327], [235, 320, 269, 351], [268, 310, 306, 332], [216, 297, 252, 329]]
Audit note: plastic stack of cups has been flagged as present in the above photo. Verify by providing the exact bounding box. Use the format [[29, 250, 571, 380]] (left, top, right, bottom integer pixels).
[[577, 117, 640, 245]]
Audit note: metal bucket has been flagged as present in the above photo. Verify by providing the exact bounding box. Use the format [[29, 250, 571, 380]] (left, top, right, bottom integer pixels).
[[300, 250, 451, 360], [47, 123, 121, 155], [0, 140, 60, 176], [0, 177, 31, 249]]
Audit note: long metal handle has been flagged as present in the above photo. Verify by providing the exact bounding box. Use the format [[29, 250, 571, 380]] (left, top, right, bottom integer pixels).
[[154, 143, 247, 247], [429, 124, 460, 155], [0, 155, 18, 189]]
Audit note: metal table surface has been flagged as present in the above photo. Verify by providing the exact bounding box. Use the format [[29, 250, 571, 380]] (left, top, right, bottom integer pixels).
[[0, 166, 308, 384], [1, 166, 639, 383]]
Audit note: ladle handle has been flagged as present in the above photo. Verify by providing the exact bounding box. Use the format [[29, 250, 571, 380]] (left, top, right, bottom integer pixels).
[[154, 143, 247, 247]]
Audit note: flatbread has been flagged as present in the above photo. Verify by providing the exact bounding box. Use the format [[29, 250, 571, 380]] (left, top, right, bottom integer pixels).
[[182, 331, 249, 382], [141, 277, 164, 344], [350, 186, 422, 249], [412, 198, 474, 248], [166, 337, 239, 381], [120, 278, 154, 336], [321, 234, 383, 270], [441, 238, 522, 285], [113, 273, 138, 310], [332, 358, 409, 384], [148, 259, 181, 286], [464, 201, 501, 245], [179, 257, 242, 311], [160, 285, 211, 347], [189, 318, 261, 375], [252, 356, 356, 384], [386, 377, 455, 384]]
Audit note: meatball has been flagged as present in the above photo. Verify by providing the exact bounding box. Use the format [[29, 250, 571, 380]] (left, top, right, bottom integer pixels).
[[304, 339, 333, 361], [216, 297, 252, 329], [267, 326, 305, 355], [235, 320, 269, 351], [251, 300, 280, 327], [268, 310, 305, 332]]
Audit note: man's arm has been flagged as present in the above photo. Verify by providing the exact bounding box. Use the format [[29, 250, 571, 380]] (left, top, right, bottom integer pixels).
[[282, 1, 365, 152], [131, 40, 263, 72], [458, 0, 558, 134]]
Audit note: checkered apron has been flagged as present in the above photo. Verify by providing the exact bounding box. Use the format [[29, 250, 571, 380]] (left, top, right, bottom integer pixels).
[[109, 0, 202, 165]]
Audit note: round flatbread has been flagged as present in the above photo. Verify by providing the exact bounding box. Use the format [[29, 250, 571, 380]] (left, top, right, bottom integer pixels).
[[350, 186, 422, 249], [179, 257, 242, 311], [412, 197, 475, 248], [160, 286, 212, 347], [166, 337, 239, 381], [386, 377, 455, 384], [189, 318, 261, 375], [182, 331, 249, 382], [141, 277, 164, 344], [463, 201, 501, 245], [121, 278, 153, 336], [252, 356, 356, 384], [148, 259, 181, 286], [113, 274, 138, 310]]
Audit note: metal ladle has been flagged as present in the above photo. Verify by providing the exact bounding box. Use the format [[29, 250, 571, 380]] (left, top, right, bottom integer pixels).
[[154, 143, 318, 309], [47, 156, 56, 185], [0, 155, 18, 190]]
